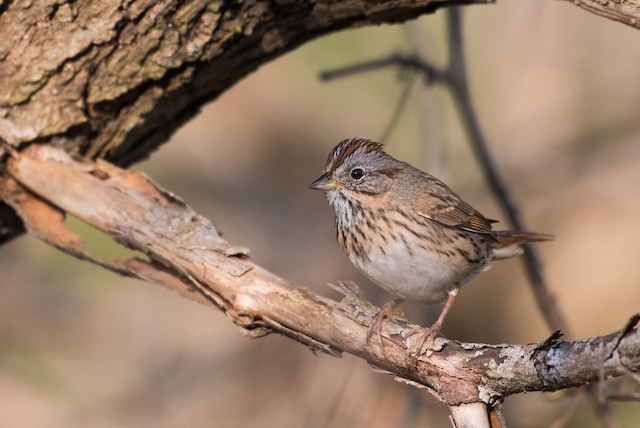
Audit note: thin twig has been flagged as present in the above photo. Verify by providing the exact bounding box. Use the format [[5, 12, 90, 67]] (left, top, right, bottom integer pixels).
[[379, 70, 418, 143], [605, 394, 640, 402], [320, 54, 445, 83], [591, 396, 623, 428], [442, 7, 568, 334], [548, 389, 585, 428], [319, 11, 567, 336], [319, 9, 624, 425]]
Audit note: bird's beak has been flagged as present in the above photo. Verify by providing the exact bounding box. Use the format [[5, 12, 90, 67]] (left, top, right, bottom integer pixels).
[[309, 173, 342, 191]]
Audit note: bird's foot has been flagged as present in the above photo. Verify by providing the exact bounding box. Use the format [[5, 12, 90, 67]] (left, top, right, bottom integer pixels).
[[408, 320, 444, 358], [366, 298, 403, 355]]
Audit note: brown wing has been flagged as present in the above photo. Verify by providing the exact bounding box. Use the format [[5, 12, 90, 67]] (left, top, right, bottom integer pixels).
[[415, 181, 496, 234]]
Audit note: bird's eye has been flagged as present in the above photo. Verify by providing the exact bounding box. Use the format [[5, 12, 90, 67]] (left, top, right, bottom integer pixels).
[[350, 168, 364, 180]]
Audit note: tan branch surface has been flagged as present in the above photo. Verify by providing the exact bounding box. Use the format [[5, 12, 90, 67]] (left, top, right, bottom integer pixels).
[[2, 145, 639, 408], [568, 0, 640, 30]]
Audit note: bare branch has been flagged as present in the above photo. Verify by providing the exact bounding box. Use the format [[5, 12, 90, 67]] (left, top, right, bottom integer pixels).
[[567, 0, 640, 31], [320, 7, 567, 335], [0, 0, 494, 244], [2, 145, 639, 413], [443, 8, 568, 335], [0, 0, 491, 165]]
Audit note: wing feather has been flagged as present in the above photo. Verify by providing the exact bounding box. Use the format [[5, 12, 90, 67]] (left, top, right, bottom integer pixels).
[[415, 181, 495, 234]]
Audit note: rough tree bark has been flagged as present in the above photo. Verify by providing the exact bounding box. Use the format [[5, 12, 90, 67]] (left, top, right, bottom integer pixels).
[[1, 1, 640, 426], [568, 0, 640, 30], [0, 0, 490, 240], [0, 0, 487, 162], [2, 144, 639, 426]]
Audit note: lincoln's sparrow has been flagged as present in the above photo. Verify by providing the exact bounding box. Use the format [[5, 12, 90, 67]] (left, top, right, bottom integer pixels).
[[310, 138, 551, 342]]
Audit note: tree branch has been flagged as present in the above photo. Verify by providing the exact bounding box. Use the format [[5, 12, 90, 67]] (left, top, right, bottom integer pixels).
[[443, 8, 568, 335], [2, 2, 639, 425], [2, 145, 638, 414], [0, 0, 490, 244], [0, 0, 490, 164], [567, 0, 640, 31], [321, 8, 566, 335]]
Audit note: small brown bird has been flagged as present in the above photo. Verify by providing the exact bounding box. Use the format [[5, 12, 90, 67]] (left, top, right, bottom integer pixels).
[[310, 138, 551, 342]]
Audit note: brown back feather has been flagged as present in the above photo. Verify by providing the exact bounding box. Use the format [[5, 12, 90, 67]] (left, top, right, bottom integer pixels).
[[415, 180, 496, 234]]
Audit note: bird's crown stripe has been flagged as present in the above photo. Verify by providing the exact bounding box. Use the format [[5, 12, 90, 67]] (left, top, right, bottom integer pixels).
[[326, 138, 383, 173]]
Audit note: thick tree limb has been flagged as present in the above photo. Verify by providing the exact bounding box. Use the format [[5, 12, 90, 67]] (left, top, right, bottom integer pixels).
[[2, 0, 640, 244], [2, 145, 638, 411], [0, 0, 488, 243], [1, 2, 639, 425], [0, 0, 489, 164]]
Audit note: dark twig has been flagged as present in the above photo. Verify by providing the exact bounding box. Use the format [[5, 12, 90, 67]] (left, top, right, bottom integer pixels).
[[379, 69, 418, 143], [319, 8, 629, 425], [590, 393, 623, 428], [442, 8, 568, 334], [605, 394, 640, 402], [320, 54, 446, 83]]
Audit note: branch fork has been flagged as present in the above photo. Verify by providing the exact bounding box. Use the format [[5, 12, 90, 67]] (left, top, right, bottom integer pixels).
[[0, 145, 638, 421]]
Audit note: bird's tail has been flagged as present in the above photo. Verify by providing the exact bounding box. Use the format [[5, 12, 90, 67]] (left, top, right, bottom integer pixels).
[[491, 231, 553, 260]]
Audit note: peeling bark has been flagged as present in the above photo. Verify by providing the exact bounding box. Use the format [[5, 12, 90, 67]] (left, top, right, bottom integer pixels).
[[1, 145, 638, 409], [2, 2, 640, 425]]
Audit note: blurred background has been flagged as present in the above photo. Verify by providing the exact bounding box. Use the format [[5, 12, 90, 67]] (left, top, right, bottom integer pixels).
[[2, 1, 640, 427]]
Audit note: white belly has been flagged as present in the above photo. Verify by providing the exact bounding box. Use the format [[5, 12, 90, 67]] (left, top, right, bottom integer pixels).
[[350, 239, 461, 304]]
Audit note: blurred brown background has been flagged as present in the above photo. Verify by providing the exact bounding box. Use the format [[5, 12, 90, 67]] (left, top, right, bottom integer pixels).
[[2, 1, 640, 427]]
